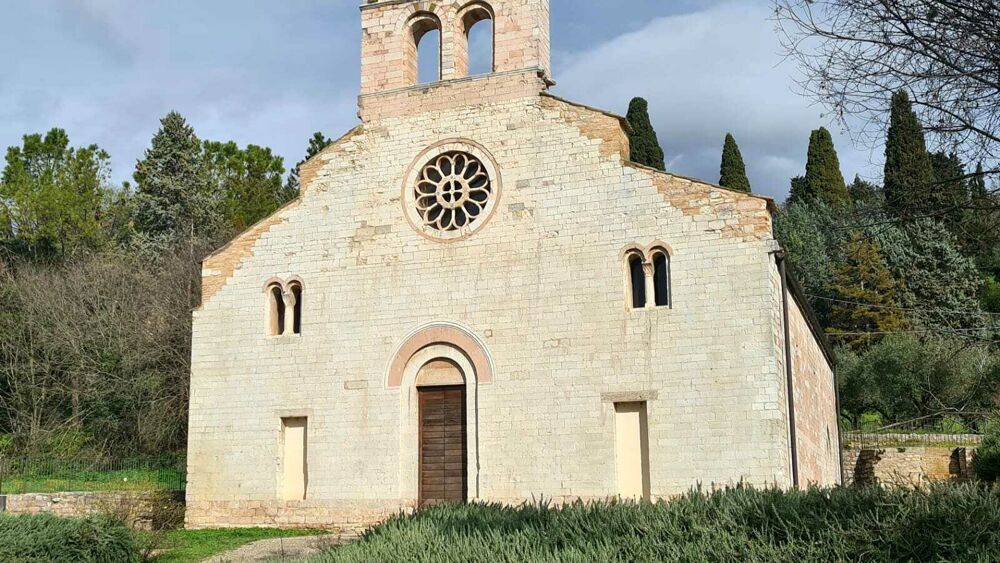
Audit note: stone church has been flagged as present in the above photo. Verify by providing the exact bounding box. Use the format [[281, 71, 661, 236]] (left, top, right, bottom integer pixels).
[[186, 0, 841, 530]]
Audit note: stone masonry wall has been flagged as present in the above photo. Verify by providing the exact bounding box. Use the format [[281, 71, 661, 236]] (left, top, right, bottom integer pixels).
[[843, 446, 976, 486], [360, 0, 551, 95], [188, 71, 817, 529], [786, 294, 841, 486], [1, 491, 183, 529]]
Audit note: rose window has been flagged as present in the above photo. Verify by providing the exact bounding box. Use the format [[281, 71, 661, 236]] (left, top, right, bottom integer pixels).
[[414, 152, 493, 232]]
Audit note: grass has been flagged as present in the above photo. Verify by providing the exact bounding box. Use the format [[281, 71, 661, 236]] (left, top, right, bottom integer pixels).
[[306, 484, 1000, 563], [0, 467, 185, 494], [152, 528, 325, 563]]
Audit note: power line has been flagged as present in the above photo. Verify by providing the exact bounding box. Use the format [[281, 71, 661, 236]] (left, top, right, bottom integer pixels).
[[828, 328, 997, 336], [807, 295, 1000, 318]]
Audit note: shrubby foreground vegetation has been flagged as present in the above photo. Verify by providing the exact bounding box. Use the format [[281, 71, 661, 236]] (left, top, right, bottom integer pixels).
[[310, 485, 1000, 563], [0, 513, 139, 563]]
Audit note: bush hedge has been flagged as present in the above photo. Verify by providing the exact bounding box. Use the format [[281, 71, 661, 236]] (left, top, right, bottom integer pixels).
[[0, 513, 139, 563], [311, 484, 1000, 563], [973, 416, 1000, 483]]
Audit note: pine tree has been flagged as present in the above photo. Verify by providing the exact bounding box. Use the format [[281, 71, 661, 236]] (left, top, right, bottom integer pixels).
[[626, 98, 665, 171], [133, 112, 219, 246], [884, 91, 935, 218], [827, 232, 907, 349], [203, 141, 289, 232], [802, 127, 850, 206], [875, 219, 984, 330], [0, 128, 111, 257], [285, 132, 333, 193], [718, 133, 751, 192]]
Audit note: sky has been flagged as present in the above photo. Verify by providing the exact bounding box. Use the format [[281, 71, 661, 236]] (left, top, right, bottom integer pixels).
[[0, 0, 886, 201]]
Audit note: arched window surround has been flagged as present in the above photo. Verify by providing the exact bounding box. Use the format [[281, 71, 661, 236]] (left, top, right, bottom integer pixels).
[[649, 247, 672, 308], [405, 11, 443, 85], [263, 277, 306, 337], [457, 1, 495, 77], [621, 243, 674, 311]]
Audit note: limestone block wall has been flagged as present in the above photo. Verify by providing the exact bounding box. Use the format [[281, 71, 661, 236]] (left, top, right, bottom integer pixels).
[[188, 76, 807, 529], [786, 293, 841, 485], [360, 0, 551, 95]]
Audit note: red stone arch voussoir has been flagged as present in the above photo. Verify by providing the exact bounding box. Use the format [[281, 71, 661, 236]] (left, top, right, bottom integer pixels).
[[387, 324, 493, 388]]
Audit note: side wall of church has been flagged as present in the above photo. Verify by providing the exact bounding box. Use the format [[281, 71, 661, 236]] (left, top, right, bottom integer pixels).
[[787, 294, 842, 485], [186, 80, 796, 530]]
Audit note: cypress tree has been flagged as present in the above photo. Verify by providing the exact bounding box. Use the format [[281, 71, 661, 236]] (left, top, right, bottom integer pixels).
[[718, 133, 751, 192], [788, 176, 808, 204], [929, 151, 967, 224], [626, 98, 665, 171], [802, 127, 849, 206], [960, 162, 1000, 276], [884, 91, 935, 218], [848, 175, 881, 208], [970, 162, 988, 200]]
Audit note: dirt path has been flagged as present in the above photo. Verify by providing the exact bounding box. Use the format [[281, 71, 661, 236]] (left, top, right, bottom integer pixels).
[[204, 534, 351, 562]]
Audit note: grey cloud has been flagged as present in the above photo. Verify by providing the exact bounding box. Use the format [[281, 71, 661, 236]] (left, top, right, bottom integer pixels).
[[552, 1, 883, 200], [1, 1, 883, 198]]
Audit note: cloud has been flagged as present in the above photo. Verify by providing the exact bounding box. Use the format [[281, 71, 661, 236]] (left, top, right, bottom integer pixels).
[[553, 1, 882, 200], [0, 1, 882, 199], [0, 0, 360, 184]]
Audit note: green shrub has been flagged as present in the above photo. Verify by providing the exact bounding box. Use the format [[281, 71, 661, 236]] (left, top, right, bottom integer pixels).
[[974, 416, 1000, 484], [0, 513, 140, 563], [310, 484, 1000, 563]]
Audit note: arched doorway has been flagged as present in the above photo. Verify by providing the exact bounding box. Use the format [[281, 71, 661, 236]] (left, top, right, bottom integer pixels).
[[416, 359, 467, 508], [389, 324, 492, 508]]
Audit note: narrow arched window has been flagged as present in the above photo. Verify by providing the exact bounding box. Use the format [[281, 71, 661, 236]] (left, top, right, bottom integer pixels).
[[628, 253, 646, 309], [652, 250, 671, 308], [289, 281, 303, 335], [268, 284, 285, 336], [463, 5, 494, 76], [410, 14, 442, 84]]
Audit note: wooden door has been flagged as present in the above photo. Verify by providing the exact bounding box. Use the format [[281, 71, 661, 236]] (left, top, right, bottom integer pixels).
[[418, 385, 467, 508]]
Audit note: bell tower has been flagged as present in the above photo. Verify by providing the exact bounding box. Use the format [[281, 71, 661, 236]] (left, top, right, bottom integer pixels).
[[358, 0, 551, 116]]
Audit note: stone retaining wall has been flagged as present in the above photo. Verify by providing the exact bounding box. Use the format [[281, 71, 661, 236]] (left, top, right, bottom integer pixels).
[[843, 446, 977, 486], [0, 490, 184, 529]]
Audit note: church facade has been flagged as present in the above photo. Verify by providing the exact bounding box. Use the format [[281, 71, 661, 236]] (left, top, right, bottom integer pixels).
[[186, 0, 841, 530]]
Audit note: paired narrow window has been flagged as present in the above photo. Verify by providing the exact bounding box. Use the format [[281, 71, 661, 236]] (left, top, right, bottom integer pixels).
[[281, 417, 308, 501], [626, 247, 671, 309], [405, 3, 495, 84], [266, 279, 304, 336]]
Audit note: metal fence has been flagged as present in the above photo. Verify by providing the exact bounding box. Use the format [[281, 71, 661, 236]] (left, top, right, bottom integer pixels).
[[843, 413, 995, 449], [0, 456, 185, 495]]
